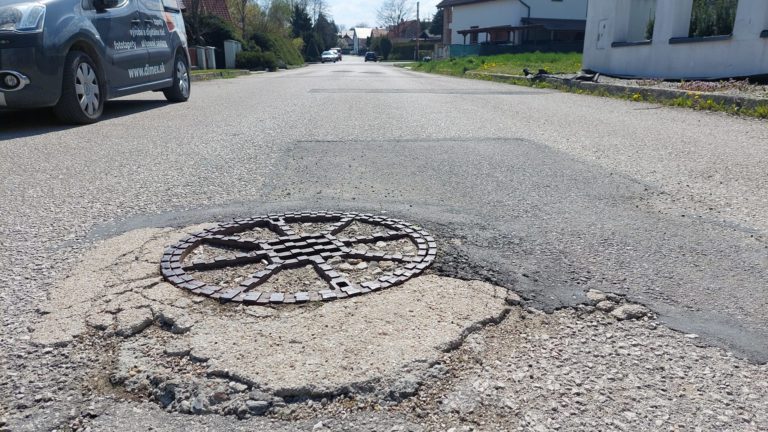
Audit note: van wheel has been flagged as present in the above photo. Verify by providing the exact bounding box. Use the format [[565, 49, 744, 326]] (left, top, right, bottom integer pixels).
[[164, 53, 190, 102], [53, 51, 104, 124]]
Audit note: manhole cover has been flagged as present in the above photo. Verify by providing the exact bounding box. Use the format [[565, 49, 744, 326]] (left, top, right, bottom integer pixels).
[[160, 212, 437, 304]]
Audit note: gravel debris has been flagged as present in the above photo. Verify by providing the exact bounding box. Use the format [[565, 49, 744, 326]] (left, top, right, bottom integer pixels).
[[595, 75, 768, 100], [382, 308, 767, 431]]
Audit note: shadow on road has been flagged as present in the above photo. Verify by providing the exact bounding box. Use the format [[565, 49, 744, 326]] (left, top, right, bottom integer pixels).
[[0, 99, 168, 140]]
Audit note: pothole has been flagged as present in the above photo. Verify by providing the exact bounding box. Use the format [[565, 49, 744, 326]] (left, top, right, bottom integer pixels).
[[26, 215, 768, 428], [30, 212, 511, 419], [161, 212, 437, 304]]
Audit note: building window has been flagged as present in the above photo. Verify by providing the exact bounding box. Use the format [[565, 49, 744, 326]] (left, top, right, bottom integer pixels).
[[629, 0, 657, 40], [689, 0, 738, 37], [611, 0, 657, 46]]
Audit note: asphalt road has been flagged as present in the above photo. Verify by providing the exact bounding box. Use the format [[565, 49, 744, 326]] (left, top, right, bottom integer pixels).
[[2, 55, 768, 429]]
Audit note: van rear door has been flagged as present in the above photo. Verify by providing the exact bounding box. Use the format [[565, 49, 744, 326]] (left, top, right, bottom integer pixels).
[[87, 0, 149, 90], [138, 0, 174, 79]]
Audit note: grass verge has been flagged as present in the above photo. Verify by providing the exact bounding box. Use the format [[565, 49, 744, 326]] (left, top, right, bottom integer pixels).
[[406, 54, 768, 120], [489, 75, 768, 119], [190, 69, 249, 80], [408, 52, 583, 76]]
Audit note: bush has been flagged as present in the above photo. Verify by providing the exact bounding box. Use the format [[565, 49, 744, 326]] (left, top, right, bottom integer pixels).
[[236, 51, 278, 71], [187, 14, 239, 49], [304, 35, 322, 62], [249, 32, 304, 67], [379, 37, 393, 60], [389, 42, 436, 60]]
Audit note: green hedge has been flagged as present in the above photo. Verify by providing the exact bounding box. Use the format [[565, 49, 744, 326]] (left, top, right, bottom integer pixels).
[[184, 14, 240, 49], [250, 32, 304, 66], [389, 42, 435, 60], [236, 51, 278, 71]]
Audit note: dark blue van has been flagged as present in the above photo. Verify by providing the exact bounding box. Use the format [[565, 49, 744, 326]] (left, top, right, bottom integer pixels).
[[0, 0, 190, 123]]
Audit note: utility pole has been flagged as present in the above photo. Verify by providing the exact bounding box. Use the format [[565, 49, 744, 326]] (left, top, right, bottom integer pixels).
[[415, 1, 420, 61]]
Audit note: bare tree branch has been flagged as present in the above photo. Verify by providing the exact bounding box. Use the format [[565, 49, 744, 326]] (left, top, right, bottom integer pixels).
[[376, 0, 413, 29]]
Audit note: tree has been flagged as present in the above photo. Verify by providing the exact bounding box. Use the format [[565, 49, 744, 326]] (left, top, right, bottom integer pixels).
[[265, 0, 293, 33], [185, 0, 204, 44], [313, 12, 337, 50], [368, 36, 380, 53], [379, 37, 392, 59], [194, 14, 239, 48], [291, 4, 312, 38], [428, 9, 442, 36], [227, 0, 262, 37], [376, 0, 413, 29], [309, 0, 327, 23], [230, 0, 249, 36], [305, 33, 322, 61]]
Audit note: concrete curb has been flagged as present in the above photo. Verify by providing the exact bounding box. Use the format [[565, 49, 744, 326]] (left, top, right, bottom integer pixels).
[[467, 71, 768, 111], [190, 70, 250, 82]]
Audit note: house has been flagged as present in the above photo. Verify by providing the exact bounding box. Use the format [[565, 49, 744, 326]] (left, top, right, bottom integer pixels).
[[352, 27, 373, 53], [437, 0, 588, 49], [388, 19, 423, 42], [200, 0, 232, 22], [418, 30, 442, 42], [583, 0, 768, 79], [178, 0, 233, 23], [372, 28, 389, 38], [341, 31, 354, 52], [352, 28, 389, 53]]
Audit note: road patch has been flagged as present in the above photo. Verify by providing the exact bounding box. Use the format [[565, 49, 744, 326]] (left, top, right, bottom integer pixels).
[[30, 218, 510, 417]]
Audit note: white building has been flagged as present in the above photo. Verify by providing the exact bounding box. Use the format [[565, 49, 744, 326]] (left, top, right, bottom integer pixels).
[[438, 0, 589, 46], [583, 0, 768, 79], [352, 27, 373, 53]]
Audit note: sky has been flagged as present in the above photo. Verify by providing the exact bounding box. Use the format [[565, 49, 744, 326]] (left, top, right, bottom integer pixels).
[[327, 0, 441, 31]]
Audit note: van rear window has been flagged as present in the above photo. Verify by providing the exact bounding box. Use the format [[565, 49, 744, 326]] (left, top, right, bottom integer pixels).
[[162, 0, 180, 11]]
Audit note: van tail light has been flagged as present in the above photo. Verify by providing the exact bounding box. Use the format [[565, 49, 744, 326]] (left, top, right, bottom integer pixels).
[[164, 12, 175, 32]]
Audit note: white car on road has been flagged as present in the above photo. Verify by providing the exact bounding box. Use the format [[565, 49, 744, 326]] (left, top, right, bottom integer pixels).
[[321, 51, 337, 63]]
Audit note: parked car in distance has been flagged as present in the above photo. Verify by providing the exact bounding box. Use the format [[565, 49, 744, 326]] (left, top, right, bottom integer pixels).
[[330, 48, 342, 61], [364, 52, 378, 62], [0, 0, 191, 124], [321, 51, 337, 63]]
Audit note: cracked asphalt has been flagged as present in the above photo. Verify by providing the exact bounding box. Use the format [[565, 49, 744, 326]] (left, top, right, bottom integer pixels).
[[1, 55, 768, 431]]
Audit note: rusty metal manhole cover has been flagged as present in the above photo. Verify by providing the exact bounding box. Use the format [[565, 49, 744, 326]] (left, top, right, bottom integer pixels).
[[160, 212, 437, 305]]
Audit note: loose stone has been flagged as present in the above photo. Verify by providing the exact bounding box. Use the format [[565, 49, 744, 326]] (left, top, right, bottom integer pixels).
[[596, 301, 617, 312], [610, 304, 650, 321], [586, 289, 608, 304], [115, 308, 153, 337]]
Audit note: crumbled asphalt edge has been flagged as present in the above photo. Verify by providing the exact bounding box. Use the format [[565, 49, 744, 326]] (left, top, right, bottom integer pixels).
[[83, 293, 515, 420], [43, 290, 657, 429], [55, 276, 653, 424], [19, 213, 723, 429], [425, 221, 523, 295]]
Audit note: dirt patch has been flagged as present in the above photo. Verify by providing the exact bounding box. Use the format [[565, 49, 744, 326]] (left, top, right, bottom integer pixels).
[[287, 222, 337, 236], [190, 261, 268, 289], [238, 227, 281, 242], [258, 265, 328, 293], [336, 221, 385, 238]]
